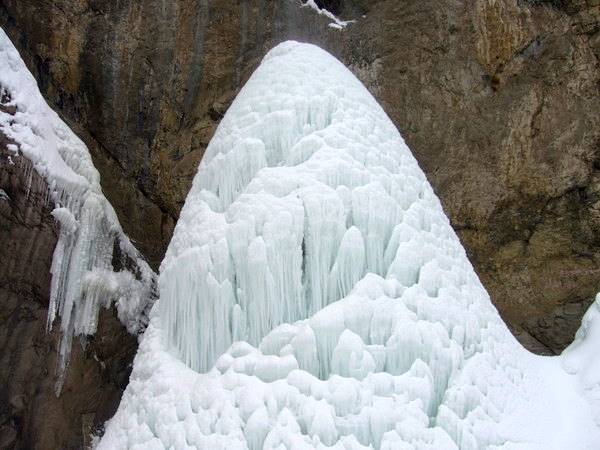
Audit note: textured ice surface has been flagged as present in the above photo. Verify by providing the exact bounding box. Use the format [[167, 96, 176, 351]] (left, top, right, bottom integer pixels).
[[0, 28, 156, 393], [99, 42, 600, 449]]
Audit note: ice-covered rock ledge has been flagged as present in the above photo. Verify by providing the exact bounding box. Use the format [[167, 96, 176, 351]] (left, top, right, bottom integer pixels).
[[99, 42, 599, 449], [301, 1, 354, 30], [0, 28, 157, 394]]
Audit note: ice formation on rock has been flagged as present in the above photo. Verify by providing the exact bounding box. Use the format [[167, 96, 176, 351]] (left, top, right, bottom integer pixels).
[[97, 41, 600, 449], [0, 28, 156, 393], [301, 1, 353, 30]]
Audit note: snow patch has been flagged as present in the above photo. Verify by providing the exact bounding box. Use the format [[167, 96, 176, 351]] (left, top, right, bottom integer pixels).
[[302, 0, 354, 29], [562, 294, 600, 425]]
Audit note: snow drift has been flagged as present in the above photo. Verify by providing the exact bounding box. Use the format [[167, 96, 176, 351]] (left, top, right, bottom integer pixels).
[[95, 41, 600, 449], [0, 28, 156, 394]]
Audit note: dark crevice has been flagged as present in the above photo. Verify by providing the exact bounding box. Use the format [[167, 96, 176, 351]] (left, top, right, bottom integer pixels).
[[522, 0, 567, 11]]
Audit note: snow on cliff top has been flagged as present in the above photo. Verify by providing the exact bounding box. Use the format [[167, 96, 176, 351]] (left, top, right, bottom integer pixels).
[[99, 41, 600, 449], [0, 28, 156, 393], [302, 1, 353, 29]]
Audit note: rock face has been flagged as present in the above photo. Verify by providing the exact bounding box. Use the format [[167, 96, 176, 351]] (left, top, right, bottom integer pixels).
[[0, 123, 139, 448], [0, 0, 598, 412], [374, 0, 600, 354]]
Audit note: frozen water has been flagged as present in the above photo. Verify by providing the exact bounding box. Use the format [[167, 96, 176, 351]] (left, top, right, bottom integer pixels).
[[94, 41, 599, 449], [0, 28, 156, 393]]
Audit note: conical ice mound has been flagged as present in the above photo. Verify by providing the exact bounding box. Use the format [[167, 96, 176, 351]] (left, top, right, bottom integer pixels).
[[99, 42, 600, 450]]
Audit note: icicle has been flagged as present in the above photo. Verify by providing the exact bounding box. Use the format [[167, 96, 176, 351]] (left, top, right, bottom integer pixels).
[[328, 226, 366, 304], [0, 28, 156, 395]]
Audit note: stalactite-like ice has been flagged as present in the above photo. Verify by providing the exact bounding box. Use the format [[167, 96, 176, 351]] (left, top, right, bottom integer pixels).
[[99, 41, 600, 449], [0, 28, 156, 393]]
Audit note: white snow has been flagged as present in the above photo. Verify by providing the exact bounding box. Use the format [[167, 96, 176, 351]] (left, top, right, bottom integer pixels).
[[562, 294, 600, 425], [0, 28, 156, 393], [94, 41, 599, 449], [302, 1, 354, 29]]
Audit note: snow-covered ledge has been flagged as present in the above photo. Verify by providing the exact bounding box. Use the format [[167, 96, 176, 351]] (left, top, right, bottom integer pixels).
[[0, 28, 156, 394], [301, 0, 355, 30]]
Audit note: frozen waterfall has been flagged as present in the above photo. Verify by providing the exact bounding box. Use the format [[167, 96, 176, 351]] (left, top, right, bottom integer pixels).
[[0, 29, 156, 394], [99, 42, 600, 449], [158, 40, 441, 373]]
